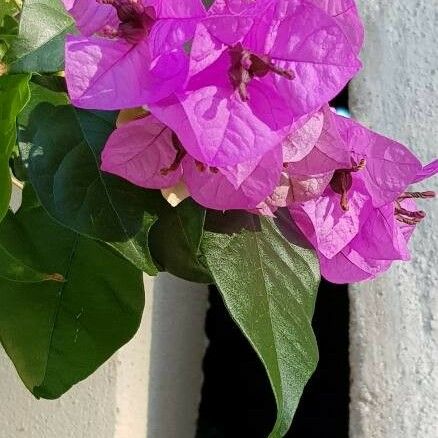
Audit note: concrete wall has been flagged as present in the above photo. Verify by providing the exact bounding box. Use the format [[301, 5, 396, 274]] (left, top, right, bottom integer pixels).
[[349, 1, 438, 437], [0, 187, 208, 438]]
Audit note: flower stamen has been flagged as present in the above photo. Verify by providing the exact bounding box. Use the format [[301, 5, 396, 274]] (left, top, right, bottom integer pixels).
[[99, 0, 156, 43], [330, 158, 367, 211], [160, 133, 186, 176], [394, 191, 435, 225], [228, 43, 295, 102], [398, 191, 436, 200]]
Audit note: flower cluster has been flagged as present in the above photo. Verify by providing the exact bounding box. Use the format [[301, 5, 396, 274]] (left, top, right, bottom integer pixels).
[[63, 0, 437, 283]]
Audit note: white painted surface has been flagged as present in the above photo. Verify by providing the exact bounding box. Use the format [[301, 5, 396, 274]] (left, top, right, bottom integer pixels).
[[349, 1, 438, 437], [0, 188, 209, 438]]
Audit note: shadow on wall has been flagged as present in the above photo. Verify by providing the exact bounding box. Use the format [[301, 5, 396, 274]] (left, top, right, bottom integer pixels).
[[147, 274, 209, 438], [196, 281, 350, 438]]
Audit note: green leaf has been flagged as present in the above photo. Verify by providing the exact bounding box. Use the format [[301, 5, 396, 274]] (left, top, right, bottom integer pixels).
[[18, 79, 68, 127], [0, 0, 20, 24], [0, 187, 145, 399], [0, 73, 30, 221], [20, 104, 159, 274], [201, 211, 320, 438], [149, 198, 212, 283], [5, 0, 75, 73], [0, 210, 65, 283]]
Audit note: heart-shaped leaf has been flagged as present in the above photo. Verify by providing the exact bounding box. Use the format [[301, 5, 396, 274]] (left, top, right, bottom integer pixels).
[[20, 104, 159, 274], [0, 187, 145, 398], [201, 211, 320, 438]]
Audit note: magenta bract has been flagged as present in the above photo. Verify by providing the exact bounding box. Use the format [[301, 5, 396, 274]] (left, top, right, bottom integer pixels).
[[101, 114, 282, 210], [149, 0, 362, 166], [63, 0, 437, 284], [63, 0, 206, 109], [290, 115, 438, 283]]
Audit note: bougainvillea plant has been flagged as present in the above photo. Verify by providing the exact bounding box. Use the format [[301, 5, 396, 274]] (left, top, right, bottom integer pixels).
[[0, 0, 437, 436]]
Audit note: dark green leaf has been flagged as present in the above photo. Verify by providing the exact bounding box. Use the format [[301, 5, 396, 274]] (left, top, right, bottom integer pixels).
[[31, 73, 67, 93], [5, 0, 75, 73], [0, 210, 65, 283], [18, 80, 68, 127], [149, 198, 212, 283], [201, 212, 320, 438], [0, 73, 30, 221], [20, 104, 159, 274], [0, 15, 19, 52], [13, 80, 68, 181], [0, 187, 145, 398]]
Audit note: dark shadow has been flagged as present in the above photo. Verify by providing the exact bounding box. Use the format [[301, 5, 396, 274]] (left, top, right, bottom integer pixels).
[[205, 210, 261, 235], [196, 281, 349, 438]]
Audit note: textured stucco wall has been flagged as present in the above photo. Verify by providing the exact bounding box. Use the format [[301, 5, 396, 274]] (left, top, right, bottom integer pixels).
[[349, 1, 438, 437], [0, 188, 208, 438]]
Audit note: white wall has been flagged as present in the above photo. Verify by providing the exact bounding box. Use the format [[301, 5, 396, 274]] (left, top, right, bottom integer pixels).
[[349, 1, 438, 437], [0, 187, 209, 438]]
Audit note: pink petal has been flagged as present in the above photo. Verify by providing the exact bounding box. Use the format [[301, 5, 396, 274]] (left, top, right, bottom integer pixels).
[[209, 0, 273, 15], [396, 198, 418, 242], [188, 1, 276, 76], [290, 178, 373, 259], [351, 204, 410, 261], [62, 0, 118, 36], [146, 49, 192, 103], [193, 1, 361, 120], [182, 146, 282, 210], [308, 0, 364, 53], [101, 115, 182, 189], [286, 106, 351, 174], [319, 248, 392, 284], [244, 0, 362, 117], [413, 159, 438, 183], [282, 111, 324, 163], [334, 114, 423, 206], [146, 0, 206, 18], [250, 201, 278, 217], [150, 57, 285, 166], [266, 171, 333, 208], [149, 18, 201, 57], [65, 36, 152, 109]]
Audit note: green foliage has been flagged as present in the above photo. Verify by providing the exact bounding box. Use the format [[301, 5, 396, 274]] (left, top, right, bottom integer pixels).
[[19, 78, 68, 125], [0, 187, 145, 399], [149, 198, 212, 283], [20, 104, 159, 274], [0, 0, 20, 25], [202, 211, 320, 437], [0, 211, 64, 283], [4, 0, 75, 73], [0, 73, 30, 221]]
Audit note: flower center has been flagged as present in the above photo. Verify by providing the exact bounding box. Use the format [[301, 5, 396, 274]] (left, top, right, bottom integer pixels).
[[99, 0, 156, 44], [330, 158, 366, 211], [395, 191, 436, 225], [228, 43, 295, 102], [194, 161, 219, 174]]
